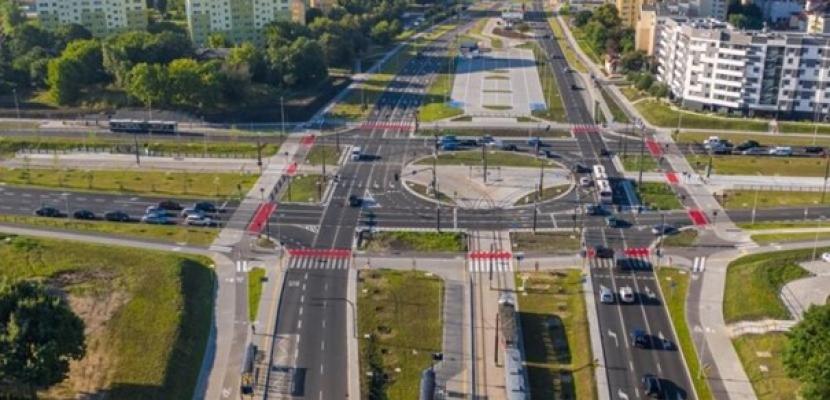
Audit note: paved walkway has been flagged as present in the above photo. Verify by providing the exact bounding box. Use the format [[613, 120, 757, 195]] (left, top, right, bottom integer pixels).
[[781, 260, 830, 320]]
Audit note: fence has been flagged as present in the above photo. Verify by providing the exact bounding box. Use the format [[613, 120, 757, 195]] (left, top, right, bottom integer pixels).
[[15, 147, 259, 159], [731, 184, 829, 193]]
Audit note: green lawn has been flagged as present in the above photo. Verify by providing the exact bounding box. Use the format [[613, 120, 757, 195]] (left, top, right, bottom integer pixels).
[[620, 154, 659, 172], [0, 167, 257, 198], [514, 184, 571, 205], [638, 182, 683, 210], [661, 229, 699, 247], [688, 154, 829, 177], [635, 100, 771, 131], [525, 42, 567, 122], [620, 86, 647, 102], [510, 231, 581, 253], [358, 270, 443, 399], [723, 249, 814, 323], [421, 150, 556, 167], [657, 268, 714, 400], [751, 231, 830, 245], [359, 231, 466, 252], [418, 63, 463, 122], [281, 174, 325, 203], [600, 87, 630, 124], [738, 220, 830, 230], [416, 127, 571, 138], [723, 190, 830, 209], [516, 270, 595, 400], [548, 18, 587, 73], [247, 267, 266, 321], [568, 25, 602, 64], [0, 214, 217, 246], [306, 145, 342, 166], [733, 333, 802, 400], [674, 131, 830, 147], [0, 235, 214, 400]]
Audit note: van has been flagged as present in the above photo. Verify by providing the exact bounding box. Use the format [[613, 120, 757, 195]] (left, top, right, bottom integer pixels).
[[351, 146, 363, 161]]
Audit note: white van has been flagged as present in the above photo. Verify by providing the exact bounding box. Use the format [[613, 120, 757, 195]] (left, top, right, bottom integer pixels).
[[351, 146, 363, 161]]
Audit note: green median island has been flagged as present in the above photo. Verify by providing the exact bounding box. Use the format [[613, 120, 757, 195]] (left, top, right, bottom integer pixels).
[[248, 267, 266, 321], [306, 144, 342, 166], [0, 234, 214, 399], [637, 182, 683, 210], [620, 154, 659, 172], [359, 231, 467, 252], [281, 174, 326, 203], [509, 231, 581, 253], [419, 150, 555, 168], [358, 269, 443, 399], [0, 167, 257, 198], [722, 190, 830, 209], [515, 270, 595, 399], [688, 154, 830, 177]]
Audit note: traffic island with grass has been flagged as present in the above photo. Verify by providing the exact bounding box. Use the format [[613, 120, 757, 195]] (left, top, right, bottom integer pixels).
[[515, 270, 595, 399], [404, 181, 455, 204], [358, 269, 443, 399], [306, 145, 343, 166], [358, 231, 466, 252], [637, 182, 683, 210], [514, 184, 571, 205], [687, 154, 830, 177], [733, 333, 801, 400], [0, 235, 214, 399], [661, 229, 698, 247], [620, 154, 659, 172], [750, 231, 830, 245], [247, 267, 266, 321], [510, 231, 581, 253], [722, 190, 830, 209], [0, 215, 218, 246], [281, 174, 327, 203], [657, 268, 714, 400], [0, 167, 257, 198], [421, 150, 555, 168]]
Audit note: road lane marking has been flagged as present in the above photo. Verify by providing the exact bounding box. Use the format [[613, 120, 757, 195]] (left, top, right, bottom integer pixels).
[[297, 319, 302, 329], [607, 330, 618, 347]]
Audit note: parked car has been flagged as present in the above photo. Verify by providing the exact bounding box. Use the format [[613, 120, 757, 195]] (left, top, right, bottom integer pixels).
[[822, 252, 830, 263], [599, 286, 614, 304], [735, 140, 760, 151], [642, 374, 663, 398], [157, 200, 183, 211], [72, 209, 96, 220], [35, 206, 63, 218], [104, 210, 130, 222], [141, 213, 169, 224], [702, 136, 721, 149], [194, 201, 218, 213], [619, 286, 635, 303], [710, 144, 733, 155], [630, 329, 649, 348], [769, 146, 793, 156], [185, 214, 217, 227]]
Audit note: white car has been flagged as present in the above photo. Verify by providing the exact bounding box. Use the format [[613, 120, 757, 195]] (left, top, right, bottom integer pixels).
[[619, 286, 636, 303], [579, 177, 592, 187], [185, 214, 217, 227], [822, 252, 830, 263], [768, 146, 793, 156], [599, 286, 614, 304]]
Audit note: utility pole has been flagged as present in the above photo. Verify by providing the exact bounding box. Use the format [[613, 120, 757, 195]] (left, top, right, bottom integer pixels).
[[280, 96, 286, 137], [751, 187, 759, 224], [637, 123, 645, 196], [433, 135, 440, 232], [657, 212, 665, 268], [822, 154, 830, 203], [133, 132, 140, 165], [482, 142, 488, 183], [494, 311, 500, 365], [256, 133, 263, 174]]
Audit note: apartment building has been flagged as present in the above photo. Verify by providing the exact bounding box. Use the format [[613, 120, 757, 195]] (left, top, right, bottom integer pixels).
[[36, 0, 148, 37], [185, 0, 304, 47], [654, 18, 830, 119], [617, 0, 654, 28]]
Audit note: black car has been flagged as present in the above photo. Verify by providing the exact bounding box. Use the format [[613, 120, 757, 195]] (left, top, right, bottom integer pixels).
[[543, 149, 560, 158], [73, 209, 96, 220], [805, 146, 825, 154], [348, 195, 363, 207], [157, 200, 183, 211], [735, 140, 760, 151], [594, 246, 614, 259], [35, 206, 63, 218], [194, 201, 218, 213], [587, 204, 606, 216], [502, 144, 519, 151], [104, 210, 131, 222], [631, 329, 649, 348], [642, 374, 663, 398], [600, 148, 611, 156], [572, 163, 591, 173]]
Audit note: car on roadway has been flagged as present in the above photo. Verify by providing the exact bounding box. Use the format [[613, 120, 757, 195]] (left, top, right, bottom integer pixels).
[[72, 209, 96, 220], [642, 374, 663, 398], [104, 210, 131, 222], [572, 163, 591, 173], [527, 136, 544, 147], [805, 146, 825, 155], [157, 200, 183, 211], [651, 223, 677, 236], [606, 216, 626, 228], [562, 66, 571, 73], [348, 195, 363, 207], [586, 204, 606, 216], [141, 213, 169, 224], [710, 144, 733, 155], [594, 245, 614, 259], [478, 135, 496, 146], [630, 329, 649, 348], [822, 252, 830, 263], [619, 286, 635, 303], [145, 205, 166, 215], [501, 143, 519, 151], [35, 206, 63, 218], [702, 136, 721, 149], [741, 147, 767, 155], [768, 146, 793, 156], [599, 286, 614, 304], [735, 140, 760, 151], [185, 214, 218, 227], [579, 177, 592, 187]]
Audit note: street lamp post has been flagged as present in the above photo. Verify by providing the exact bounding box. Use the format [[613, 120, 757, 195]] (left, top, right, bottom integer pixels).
[[812, 216, 825, 261], [280, 96, 286, 137], [12, 87, 21, 129]]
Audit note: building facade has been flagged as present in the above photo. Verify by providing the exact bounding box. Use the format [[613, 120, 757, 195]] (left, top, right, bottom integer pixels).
[[617, 0, 654, 28], [36, 0, 148, 37], [185, 0, 304, 47], [654, 18, 830, 119]]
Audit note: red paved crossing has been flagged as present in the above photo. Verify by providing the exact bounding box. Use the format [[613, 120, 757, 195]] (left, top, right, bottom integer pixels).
[[247, 202, 277, 234], [623, 247, 650, 257], [646, 139, 663, 157], [688, 209, 709, 226], [665, 172, 679, 185], [468, 251, 512, 260]]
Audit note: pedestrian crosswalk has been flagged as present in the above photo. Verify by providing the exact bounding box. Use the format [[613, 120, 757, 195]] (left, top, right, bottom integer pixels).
[[692, 256, 706, 273], [286, 248, 352, 270], [468, 251, 513, 273], [571, 124, 600, 134]]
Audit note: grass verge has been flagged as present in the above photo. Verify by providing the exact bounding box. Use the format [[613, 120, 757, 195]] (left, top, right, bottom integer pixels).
[[662, 230, 698, 247], [0, 167, 257, 198], [638, 182, 683, 210], [657, 268, 714, 400], [674, 131, 830, 147], [516, 270, 595, 399], [688, 154, 830, 177], [524, 42, 567, 122], [282, 174, 325, 203], [751, 231, 830, 245], [548, 18, 587, 73], [737, 220, 830, 229], [724, 248, 814, 323], [510, 231, 581, 253], [404, 181, 455, 203], [421, 150, 555, 167], [419, 63, 463, 122], [0, 235, 214, 400], [620, 154, 659, 172], [0, 214, 217, 246], [358, 270, 443, 399], [247, 267, 266, 321], [306, 145, 342, 166], [514, 184, 571, 205], [733, 333, 801, 400], [359, 231, 466, 252], [722, 190, 830, 209], [635, 100, 770, 131], [600, 87, 630, 124]]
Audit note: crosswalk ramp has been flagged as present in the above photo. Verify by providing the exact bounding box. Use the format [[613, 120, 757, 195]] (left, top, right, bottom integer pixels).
[[286, 248, 352, 270], [468, 251, 513, 273]]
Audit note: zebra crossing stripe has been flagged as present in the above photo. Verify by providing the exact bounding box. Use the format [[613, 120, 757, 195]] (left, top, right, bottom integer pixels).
[[692, 257, 706, 272], [468, 257, 513, 273], [287, 254, 351, 270]]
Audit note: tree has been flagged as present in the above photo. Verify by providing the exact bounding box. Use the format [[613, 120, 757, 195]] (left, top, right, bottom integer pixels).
[[0, 279, 85, 397], [306, 7, 324, 24], [54, 23, 93, 49], [207, 32, 230, 48], [47, 56, 83, 104], [620, 50, 647, 72], [61, 39, 105, 84], [126, 62, 169, 106], [727, 1, 763, 30], [167, 58, 203, 106], [783, 304, 830, 399], [635, 73, 654, 91], [0, 0, 25, 33], [227, 42, 265, 81], [370, 20, 395, 45]]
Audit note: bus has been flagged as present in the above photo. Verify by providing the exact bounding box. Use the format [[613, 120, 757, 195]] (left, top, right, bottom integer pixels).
[[597, 179, 613, 204], [592, 164, 607, 181]]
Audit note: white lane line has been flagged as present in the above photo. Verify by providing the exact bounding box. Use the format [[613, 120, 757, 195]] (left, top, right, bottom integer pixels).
[[550, 213, 558, 228], [297, 319, 303, 330], [300, 295, 305, 303], [299, 306, 303, 316], [321, 340, 326, 351]]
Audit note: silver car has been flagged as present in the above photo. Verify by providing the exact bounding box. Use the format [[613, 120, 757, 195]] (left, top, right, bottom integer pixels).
[[600, 286, 614, 304]]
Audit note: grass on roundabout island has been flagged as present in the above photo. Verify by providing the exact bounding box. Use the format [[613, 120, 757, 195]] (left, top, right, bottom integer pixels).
[[515, 270, 595, 399], [509, 231, 581, 253], [358, 231, 467, 252], [723, 248, 816, 323], [0, 235, 214, 399], [419, 150, 556, 168], [358, 269, 443, 399]]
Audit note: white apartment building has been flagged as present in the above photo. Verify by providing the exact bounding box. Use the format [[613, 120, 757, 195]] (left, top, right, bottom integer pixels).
[[654, 18, 830, 119], [36, 0, 148, 37], [185, 0, 304, 47]]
